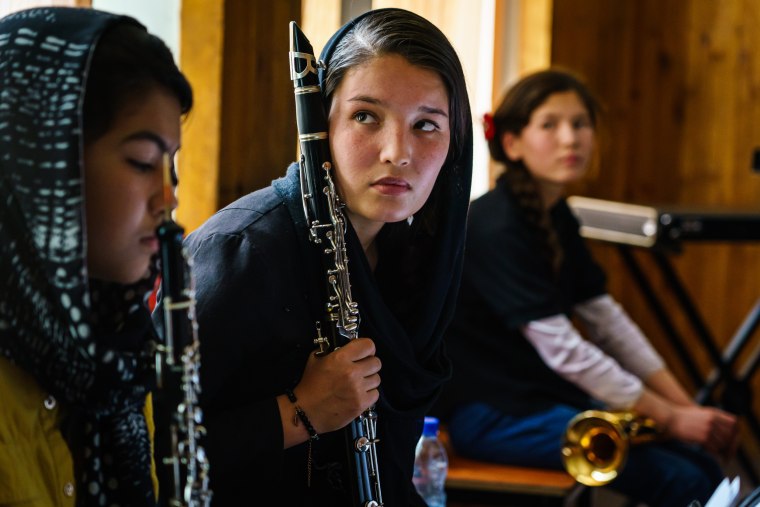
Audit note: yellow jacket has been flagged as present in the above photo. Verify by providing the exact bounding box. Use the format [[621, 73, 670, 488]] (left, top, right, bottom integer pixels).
[[0, 357, 157, 506]]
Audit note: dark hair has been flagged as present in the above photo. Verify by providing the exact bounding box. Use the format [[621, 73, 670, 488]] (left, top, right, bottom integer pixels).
[[491, 68, 600, 274], [323, 9, 470, 235], [83, 22, 193, 144]]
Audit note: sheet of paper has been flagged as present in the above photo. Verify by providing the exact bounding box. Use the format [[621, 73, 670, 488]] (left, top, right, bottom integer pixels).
[[704, 476, 741, 507]]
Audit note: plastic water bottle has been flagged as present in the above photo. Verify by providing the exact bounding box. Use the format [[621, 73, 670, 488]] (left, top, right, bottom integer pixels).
[[413, 416, 448, 507]]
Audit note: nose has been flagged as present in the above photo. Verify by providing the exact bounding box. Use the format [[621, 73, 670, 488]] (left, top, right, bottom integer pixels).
[[379, 123, 411, 167], [558, 121, 579, 146]]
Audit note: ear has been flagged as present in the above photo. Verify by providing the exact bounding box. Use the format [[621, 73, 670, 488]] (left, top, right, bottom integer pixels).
[[501, 131, 522, 161]]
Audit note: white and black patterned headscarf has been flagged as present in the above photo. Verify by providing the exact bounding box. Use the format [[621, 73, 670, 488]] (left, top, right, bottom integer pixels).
[[0, 8, 161, 506]]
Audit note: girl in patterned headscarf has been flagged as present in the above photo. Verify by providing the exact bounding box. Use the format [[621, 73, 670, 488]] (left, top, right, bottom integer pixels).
[[0, 7, 192, 506]]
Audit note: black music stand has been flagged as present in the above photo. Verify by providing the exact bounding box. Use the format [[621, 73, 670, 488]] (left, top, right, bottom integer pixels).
[[567, 196, 760, 485]]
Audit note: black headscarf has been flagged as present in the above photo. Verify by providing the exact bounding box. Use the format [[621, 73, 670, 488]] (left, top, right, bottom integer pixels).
[[0, 8, 158, 506], [274, 7, 473, 419]]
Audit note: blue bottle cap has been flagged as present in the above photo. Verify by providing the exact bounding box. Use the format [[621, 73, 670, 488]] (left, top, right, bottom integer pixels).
[[423, 416, 439, 436]]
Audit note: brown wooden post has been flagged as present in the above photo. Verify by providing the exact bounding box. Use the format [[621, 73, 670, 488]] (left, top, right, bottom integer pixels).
[[178, 0, 301, 233]]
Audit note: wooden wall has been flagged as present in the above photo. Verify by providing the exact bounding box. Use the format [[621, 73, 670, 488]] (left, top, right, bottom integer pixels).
[[178, 0, 301, 231], [175, 0, 760, 473], [550, 0, 760, 472]]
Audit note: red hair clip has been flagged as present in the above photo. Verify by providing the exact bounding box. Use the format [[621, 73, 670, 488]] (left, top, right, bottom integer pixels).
[[483, 112, 495, 141]]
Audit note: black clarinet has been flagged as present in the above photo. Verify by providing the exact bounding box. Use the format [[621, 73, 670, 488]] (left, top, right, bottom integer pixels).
[[153, 155, 212, 507], [289, 21, 384, 507]]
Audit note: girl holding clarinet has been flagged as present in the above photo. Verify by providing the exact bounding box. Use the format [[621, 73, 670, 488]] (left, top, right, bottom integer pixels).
[[174, 7, 473, 506]]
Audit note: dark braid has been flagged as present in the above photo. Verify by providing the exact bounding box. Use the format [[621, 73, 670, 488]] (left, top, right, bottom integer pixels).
[[500, 167, 563, 273], [488, 68, 600, 275]]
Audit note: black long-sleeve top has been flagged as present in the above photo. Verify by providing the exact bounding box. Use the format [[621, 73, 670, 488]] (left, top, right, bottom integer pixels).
[[164, 161, 469, 505]]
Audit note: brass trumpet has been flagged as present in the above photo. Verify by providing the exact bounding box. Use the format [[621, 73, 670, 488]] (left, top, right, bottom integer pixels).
[[561, 410, 659, 486]]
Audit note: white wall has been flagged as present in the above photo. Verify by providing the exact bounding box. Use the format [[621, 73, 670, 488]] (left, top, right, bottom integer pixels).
[[92, 0, 180, 61], [470, 0, 495, 200]]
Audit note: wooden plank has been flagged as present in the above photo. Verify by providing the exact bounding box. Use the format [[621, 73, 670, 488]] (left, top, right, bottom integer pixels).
[[439, 427, 576, 497], [447, 455, 576, 496], [217, 0, 301, 208], [177, 0, 224, 233], [178, 0, 301, 232]]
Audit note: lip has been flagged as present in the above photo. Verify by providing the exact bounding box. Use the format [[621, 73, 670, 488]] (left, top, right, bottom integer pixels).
[[371, 177, 411, 196], [562, 154, 582, 166]]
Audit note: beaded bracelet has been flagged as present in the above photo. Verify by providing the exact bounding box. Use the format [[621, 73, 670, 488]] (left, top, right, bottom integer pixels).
[[285, 388, 319, 441]]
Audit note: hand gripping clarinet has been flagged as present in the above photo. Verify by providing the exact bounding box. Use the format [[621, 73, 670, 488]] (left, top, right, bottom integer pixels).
[[153, 154, 212, 507], [289, 21, 384, 507]]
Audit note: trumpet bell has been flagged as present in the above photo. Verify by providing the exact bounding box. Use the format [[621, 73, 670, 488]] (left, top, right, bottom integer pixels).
[[561, 410, 629, 487]]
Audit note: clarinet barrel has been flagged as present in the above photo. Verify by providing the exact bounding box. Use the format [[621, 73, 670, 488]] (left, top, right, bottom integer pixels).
[[289, 21, 383, 507]]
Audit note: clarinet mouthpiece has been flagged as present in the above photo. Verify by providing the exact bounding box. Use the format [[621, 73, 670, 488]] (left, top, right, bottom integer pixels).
[[289, 21, 318, 86]]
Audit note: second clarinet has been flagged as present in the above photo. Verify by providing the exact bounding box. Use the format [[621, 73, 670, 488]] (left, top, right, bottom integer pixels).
[[288, 21, 384, 507], [154, 154, 212, 507]]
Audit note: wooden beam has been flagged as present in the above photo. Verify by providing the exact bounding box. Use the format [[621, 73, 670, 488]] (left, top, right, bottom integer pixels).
[[519, 0, 552, 74], [178, 0, 301, 233], [177, 0, 224, 232]]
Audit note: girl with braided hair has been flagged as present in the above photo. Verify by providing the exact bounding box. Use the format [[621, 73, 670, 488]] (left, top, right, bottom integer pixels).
[[437, 68, 738, 507]]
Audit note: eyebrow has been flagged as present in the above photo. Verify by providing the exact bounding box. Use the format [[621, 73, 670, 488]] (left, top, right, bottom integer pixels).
[[121, 130, 177, 154], [536, 109, 590, 118], [348, 95, 448, 117]]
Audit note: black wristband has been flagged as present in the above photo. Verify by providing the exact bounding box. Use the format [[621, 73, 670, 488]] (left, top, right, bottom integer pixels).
[[285, 388, 319, 441]]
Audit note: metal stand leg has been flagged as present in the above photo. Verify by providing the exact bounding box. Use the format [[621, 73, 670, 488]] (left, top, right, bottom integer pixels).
[[696, 300, 760, 406], [616, 246, 760, 484], [617, 246, 704, 387]]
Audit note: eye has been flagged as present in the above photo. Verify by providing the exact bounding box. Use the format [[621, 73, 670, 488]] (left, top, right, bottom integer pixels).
[[353, 111, 377, 124], [127, 158, 155, 172], [540, 120, 556, 130], [573, 117, 592, 129], [415, 119, 440, 132]]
